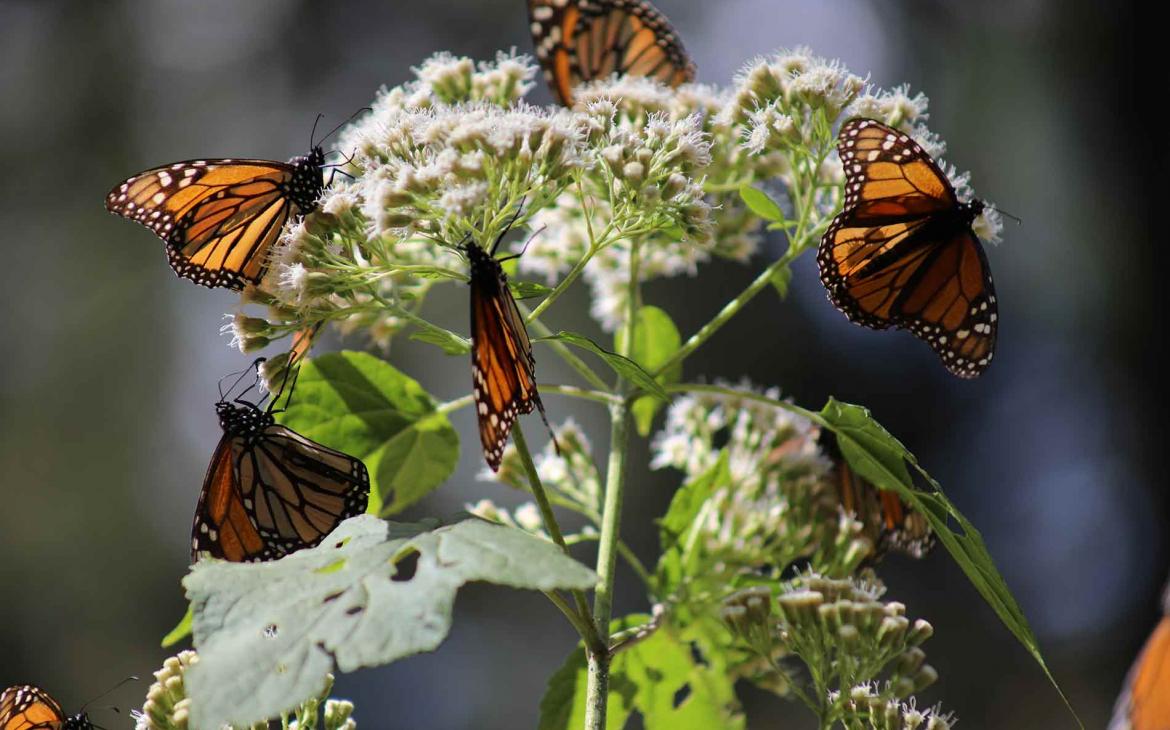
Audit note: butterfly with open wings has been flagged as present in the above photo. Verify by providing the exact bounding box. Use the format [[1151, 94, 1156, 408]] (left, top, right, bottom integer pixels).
[[1, 686, 92, 730]]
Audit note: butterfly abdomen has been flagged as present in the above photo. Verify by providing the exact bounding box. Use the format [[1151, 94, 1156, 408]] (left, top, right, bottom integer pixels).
[[286, 146, 327, 212]]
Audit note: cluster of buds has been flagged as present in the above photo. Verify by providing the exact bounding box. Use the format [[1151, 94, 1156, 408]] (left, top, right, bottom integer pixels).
[[834, 688, 956, 730], [776, 574, 938, 704], [134, 652, 357, 730]]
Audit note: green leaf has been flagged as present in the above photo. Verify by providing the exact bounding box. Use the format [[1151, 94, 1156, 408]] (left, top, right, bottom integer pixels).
[[161, 604, 193, 648], [816, 398, 1082, 727], [540, 331, 668, 401], [539, 614, 744, 730], [277, 352, 459, 516], [770, 264, 792, 300], [655, 453, 730, 593], [615, 306, 682, 436], [409, 322, 470, 355], [186, 515, 598, 730], [738, 184, 785, 223], [510, 279, 553, 300]]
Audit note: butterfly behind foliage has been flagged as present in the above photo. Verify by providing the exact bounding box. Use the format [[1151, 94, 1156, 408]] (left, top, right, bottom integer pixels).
[[528, 0, 695, 107], [818, 118, 999, 378], [192, 356, 369, 563], [463, 219, 550, 471], [1, 685, 91, 730], [820, 431, 934, 561]]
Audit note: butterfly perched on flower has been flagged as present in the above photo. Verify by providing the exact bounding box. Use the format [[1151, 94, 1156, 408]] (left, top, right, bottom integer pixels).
[[528, 0, 695, 107], [820, 432, 935, 560], [1111, 579, 1170, 730], [818, 118, 999, 378], [1, 685, 91, 730], [464, 223, 550, 471], [192, 359, 369, 563]]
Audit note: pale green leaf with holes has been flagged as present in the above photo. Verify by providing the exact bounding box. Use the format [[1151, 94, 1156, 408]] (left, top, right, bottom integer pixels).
[[183, 515, 598, 730]]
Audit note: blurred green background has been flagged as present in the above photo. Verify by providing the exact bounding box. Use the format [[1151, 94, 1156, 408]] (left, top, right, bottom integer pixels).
[[1, 1, 1161, 727]]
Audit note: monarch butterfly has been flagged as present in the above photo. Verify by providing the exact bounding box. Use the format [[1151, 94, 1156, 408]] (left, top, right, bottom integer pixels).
[[465, 225, 549, 471], [818, 118, 998, 378], [192, 359, 370, 562], [1, 685, 91, 730], [528, 0, 695, 107], [1111, 579, 1170, 730], [820, 432, 935, 560]]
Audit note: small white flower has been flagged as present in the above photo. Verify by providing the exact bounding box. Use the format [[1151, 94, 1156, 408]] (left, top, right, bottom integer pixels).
[[513, 502, 545, 532], [438, 181, 488, 219], [973, 203, 1004, 244]]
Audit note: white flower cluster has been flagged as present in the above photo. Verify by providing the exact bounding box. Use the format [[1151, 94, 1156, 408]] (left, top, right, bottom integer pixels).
[[481, 419, 603, 520]]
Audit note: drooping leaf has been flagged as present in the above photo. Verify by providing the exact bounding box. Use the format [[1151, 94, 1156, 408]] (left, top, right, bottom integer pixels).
[[510, 280, 554, 300], [185, 515, 598, 730], [655, 453, 730, 593], [770, 264, 792, 300], [161, 604, 194, 648], [738, 184, 785, 223], [816, 398, 1081, 726], [409, 321, 471, 355], [539, 614, 744, 730], [277, 351, 459, 516], [539, 331, 668, 401], [615, 306, 682, 435]]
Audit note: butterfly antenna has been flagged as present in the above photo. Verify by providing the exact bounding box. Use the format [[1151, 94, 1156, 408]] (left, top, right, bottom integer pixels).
[[218, 359, 264, 403], [270, 323, 321, 414], [309, 112, 326, 149], [232, 357, 268, 407], [78, 676, 138, 714], [316, 107, 373, 148], [996, 207, 1022, 225], [535, 398, 561, 457], [490, 199, 527, 256], [497, 224, 546, 264]]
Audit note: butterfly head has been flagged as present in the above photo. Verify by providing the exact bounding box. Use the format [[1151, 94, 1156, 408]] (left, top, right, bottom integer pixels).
[[216, 400, 274, 437], [285, 146, 326, 212]]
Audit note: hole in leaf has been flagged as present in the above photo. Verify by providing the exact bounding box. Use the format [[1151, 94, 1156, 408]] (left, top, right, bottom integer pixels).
[[688, 641, 708, 668], [345, 605, 363, 616], [315, 558, 347, 575], [392, 549, 420, 582], [323, 590, 344, 603], [672, 684, 691, 709], [263, 624, 278, 639]]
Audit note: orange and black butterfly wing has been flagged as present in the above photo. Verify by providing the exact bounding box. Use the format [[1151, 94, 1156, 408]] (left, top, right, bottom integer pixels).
[[192, 434, 272, 562], [106, 149, 323, 290], [467, 247, 544, 470], [819, 118, 997, 378], [1, 685, 73, 730], [1112, 615, 1170, 730], [529, 0, 695, 106], [241, 425, 370, 556]]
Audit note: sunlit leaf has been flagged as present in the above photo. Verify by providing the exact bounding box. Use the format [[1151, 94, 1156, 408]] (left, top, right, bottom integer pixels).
[[510, 280, 554, 300], [186, 515, 598, 730], [161, 604, 193, 648], [409, 322, 471, 355], [540, 331, 668, 401], [738, 184, 785, 223]]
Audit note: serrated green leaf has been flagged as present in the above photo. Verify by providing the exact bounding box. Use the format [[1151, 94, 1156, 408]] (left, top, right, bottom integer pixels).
[[738, 184, 785, 223], [817, 398, 1081, 727], [615, 306, 682, 436], [186, 515, 598, 730], [510, 280, 553, 300], [409, 322, 471, 355], [161, 604, 193, 648], [277, 352, 459, 515], [540, 331, 668, 401], [539, 614, 744, 730]]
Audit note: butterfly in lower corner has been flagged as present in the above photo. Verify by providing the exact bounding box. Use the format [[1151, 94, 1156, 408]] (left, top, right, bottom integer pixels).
[[192, 357, 369, 563], [819, 432, 934, 561], [528, 0, 695, 106], [1111, 579, 1170, 730], [463, 225, 550, 471], [1, 686, 91, 730], [818, 118, 1000, 378]]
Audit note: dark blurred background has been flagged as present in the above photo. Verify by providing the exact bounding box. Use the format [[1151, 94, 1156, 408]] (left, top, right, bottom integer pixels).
[[1, 1, 1160, 727]]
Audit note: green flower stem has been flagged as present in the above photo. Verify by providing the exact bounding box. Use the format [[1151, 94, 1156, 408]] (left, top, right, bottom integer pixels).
[[513, 423, 604, 655], [435, 394, 474, 416], [541, 384, 623, 406], [564, 532, 653, 590], [526, 242, 601, 324], [585, 237, 640, 730], [652, 245, 801, 378], [663, 382, 820, 424]]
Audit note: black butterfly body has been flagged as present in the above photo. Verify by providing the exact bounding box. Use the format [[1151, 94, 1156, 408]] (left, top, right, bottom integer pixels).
[[106, 147, 325, 290]]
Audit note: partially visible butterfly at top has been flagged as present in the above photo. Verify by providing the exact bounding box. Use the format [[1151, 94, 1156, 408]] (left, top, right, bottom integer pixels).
[[105, 114, 360, 290], [818, 118, 1003, 378], [191, 350, 369, 563], [528, 0, 695, 107]]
